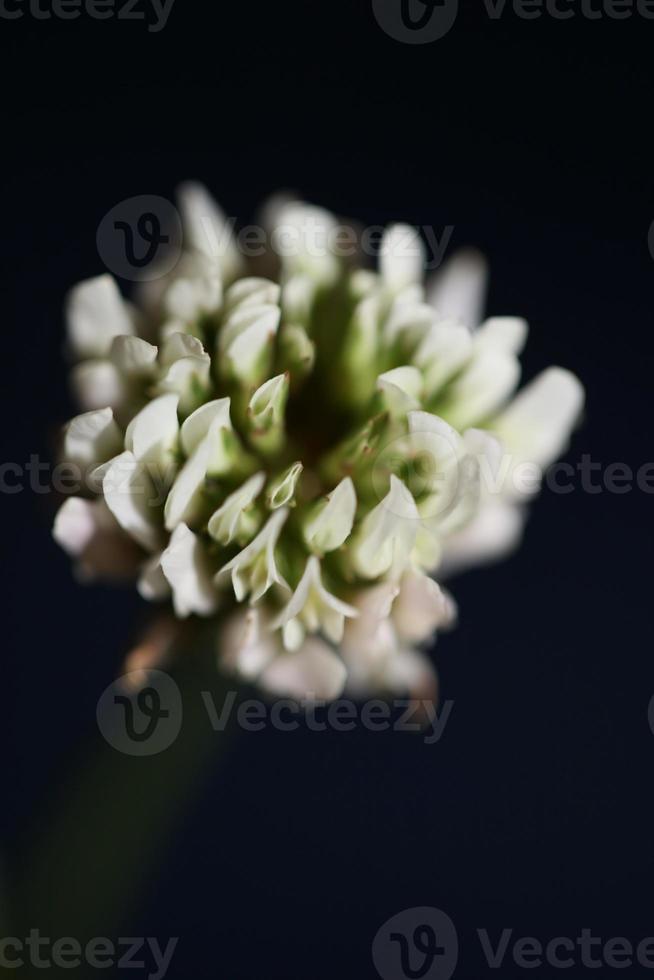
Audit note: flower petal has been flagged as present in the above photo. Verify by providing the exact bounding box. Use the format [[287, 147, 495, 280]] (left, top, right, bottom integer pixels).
[[259, 637, 347, 702], [392, 569, 456, 644], [438, 350, 521, 430], [380, 224, 425, 293], [66, 275, 134, 359], [474, 316, 528, 355], [440, 499, 525, 576], [216, 508, 289, 603], [177, 180, 241, 280], [492, 367, 584, 470], [124, 393, 179, 470], [103, 451, 162, 552], [303, 477, 357, 555], [219, 608, 278, 679], [63, 407, 122, 471], [137, 552, 171, 601], [207, 472, 266, 546], [70, 360, 125, 413], [427, 248, 488, 329], [351, 476, 419, 580], [160, 523, 219, 617], [53, 497, 140, 580]]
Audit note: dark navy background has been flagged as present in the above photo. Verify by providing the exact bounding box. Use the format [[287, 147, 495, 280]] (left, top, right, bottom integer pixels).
[[2, 2, 653, 977]]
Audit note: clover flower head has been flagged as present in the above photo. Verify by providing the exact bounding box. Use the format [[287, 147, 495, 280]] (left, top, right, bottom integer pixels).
[[54, 182, 584, 701]]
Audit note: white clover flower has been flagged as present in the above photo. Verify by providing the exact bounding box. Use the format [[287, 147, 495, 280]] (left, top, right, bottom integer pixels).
[[54, 183, 584, 700]]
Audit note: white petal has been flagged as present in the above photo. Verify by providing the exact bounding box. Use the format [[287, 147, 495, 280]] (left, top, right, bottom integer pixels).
[[220, 303, 280, 353], [380, 224, 425, 293], [66, 275, 133, 359], [440, 350, 521, 430], [221, 307, 280, 384], [219, 608, 278, 679], [223, 277, 280, 316], [53, 497, 140, 580], [180, 398, 232, 456], [270, 555, 358, 647], [248, 373, 289, 428], [160, 523, 219, 618], [63, 407, 122, 470], [266, 462, 303, 510], [404, 411, 470, 529], [376, 366, 423, 414], [280, 274, 315, 324], [351, 476, 419, 579], [137, 553, 171, 601], [492, 367, 584, 469], [440, 499, 525, 576], [156, 353, 211, 416], [217, 508, 289, 603], [110, 335, 158, 376], [265, 199, 340, 286], [159, 331, 207, 367], [427, 249, 488, 328], [303, 477, 357, 554], [474, 316, 528, 355], [392, 569, 455, 644], [382, 301, 435, 349], [103, 451, 162, 552], [124, 393, 179, 469], [259, 637, 347, 702], [164, 274, 222, 322], [207, 472, 266, 546], [414, 319, 473, 397], [164, 431, 212, 531], [381, 648, 439, 700], [71, 360, 125, 413], [177, 180, 241, 280]]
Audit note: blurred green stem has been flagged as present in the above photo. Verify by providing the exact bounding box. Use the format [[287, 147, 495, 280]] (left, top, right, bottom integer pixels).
[[11, 624, 237, 941]]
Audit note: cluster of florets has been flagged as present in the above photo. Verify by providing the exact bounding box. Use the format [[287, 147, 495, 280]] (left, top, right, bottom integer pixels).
[[54, 184, 584, 700]]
